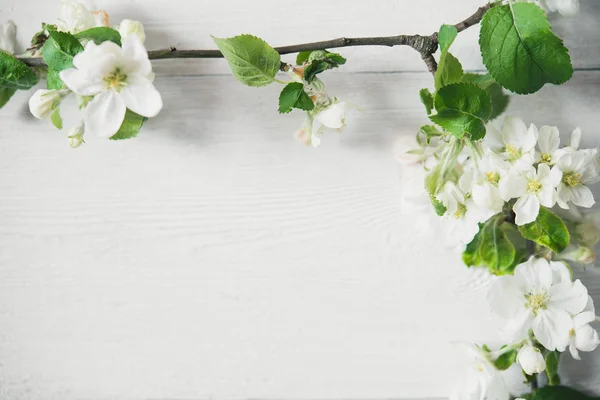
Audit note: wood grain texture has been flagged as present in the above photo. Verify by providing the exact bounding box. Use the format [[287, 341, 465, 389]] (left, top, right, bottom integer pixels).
[[0, 0, 600, 399]]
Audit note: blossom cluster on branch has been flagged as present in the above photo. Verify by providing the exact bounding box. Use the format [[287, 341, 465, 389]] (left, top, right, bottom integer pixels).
[[0, 0, 597, 399]]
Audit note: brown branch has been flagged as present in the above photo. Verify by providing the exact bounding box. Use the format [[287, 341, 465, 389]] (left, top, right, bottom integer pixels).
[[17, 3, 494, 75]]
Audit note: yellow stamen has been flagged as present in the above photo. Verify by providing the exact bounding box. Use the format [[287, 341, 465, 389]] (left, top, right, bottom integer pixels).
[[486, 172, 500, 184], [525, 291, 549, 315], [540, 153, 552, 164], [506, 144, 522, 161], [563, 172, 582, 188], [104, 68, 127, 91], [528, 180, 542, 193]]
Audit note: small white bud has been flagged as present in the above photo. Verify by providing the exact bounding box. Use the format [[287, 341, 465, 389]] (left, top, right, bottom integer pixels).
[[117, 19, 146, 43], [0, 20, 17, 54], [517, 345, 546, 375], [28, 89, 69, 119], [67, 121, 85, 148]]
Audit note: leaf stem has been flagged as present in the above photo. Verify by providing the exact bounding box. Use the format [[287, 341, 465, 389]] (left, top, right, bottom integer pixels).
[[17, 3, 496, 76]]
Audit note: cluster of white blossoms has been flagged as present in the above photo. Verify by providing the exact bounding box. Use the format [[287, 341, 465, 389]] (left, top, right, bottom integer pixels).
[[27, 0, 160, 147]]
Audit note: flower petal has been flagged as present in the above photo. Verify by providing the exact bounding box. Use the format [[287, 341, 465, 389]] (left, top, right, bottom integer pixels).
[[549, 261, 571, 284], [502, 116, 528, 147], [83, 90, 126, 138], [488, 276, 525, 318], [514, 194, 540, 226], [59, 68, 104, 96], [121, 34, 152, 76], [120, 74, 163, 117], [538, 125, 560, 154], [548, 279, 589, 316], [571, 185, 595, 208], [498, 174, 528, 201], [532, 309, 571, 351], [515, 256, 553, 292], [501, 308, 534, 343], [574, 324, 600, 353], [73, 40, 121, 77]]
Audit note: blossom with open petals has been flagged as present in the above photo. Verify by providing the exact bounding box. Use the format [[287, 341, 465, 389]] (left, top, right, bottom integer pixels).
[[555, 150, 600, 209], [535, 125, 564, 165], [59, 35, 162, 138], [488, 257, 589, 351], [56, 0, 108, 34], [567, 296, 600, 360], [450, 344, 509, 400], [499, 116, 538, 170]]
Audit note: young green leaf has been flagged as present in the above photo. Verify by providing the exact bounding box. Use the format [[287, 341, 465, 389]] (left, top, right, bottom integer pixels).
[[494, 348, 518, 371], [109, 110, 147, 140], [303, 51, 346, 82], [296, 51, 312, 65], [0, 50, 39, 90], [74, 27, 122, 45], [304, 60, 331, 83], [434, 52, 463, 90], [50, 107, 63, 130], [545, 351, 560, 386], [212, 34, 281, 87], [419, 88, 434, 115], [429, 83, 492, 140], [418, 125, 443, 145], [46, 69, 64, 90], [278, 82, 314, 114], [531, 386, 592, 400], [518, 207, 570, 253], [0, 87, 16, 109], [462, 73, 509, 120], [479, 218, 516, 273], [438, 24, 458, 53], [41, 31, 84, 72], [429, 194, 447, 216], [479, 3, 573, 94], [463, 224, 484, 267]]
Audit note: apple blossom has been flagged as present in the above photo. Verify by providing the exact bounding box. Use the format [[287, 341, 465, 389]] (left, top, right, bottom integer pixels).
[[117, 19, 146, 43], [450, 344, 509, 400], [498, 163, 562, 225], [516, 345, 546, 375], [555, 150, 599, 209], [488, 257, 589, 351], [499, 116, 538, 170], [0, 20, 17, 54], [56, 0, 108, 34], [535, 125, 563, 165], [459, 151, 508, 215], [59, 35, 162, 138], [567, 296, 600, 360], [28, 89, 71, 119]]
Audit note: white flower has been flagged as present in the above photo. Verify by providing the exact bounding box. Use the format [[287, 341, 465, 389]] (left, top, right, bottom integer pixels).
[[499, 163, 562, 225], [59, 35, 162, 138], [117, 19, 145, 43], [28, 89, 70, 119], [67, 121, 85, 148], [295, 101, 347, 147], [567, 296, 600, 360], [56, 0, 108, 34], [0, 20, 17, 54], [488, 257, 589, 351], [555, 150, 599, 209], [499, 116, 538, 170], [516, 345, 546, 375], [535, 125, 564, 165], [450, 344, 509, 400], [460, 151, 509, 215]]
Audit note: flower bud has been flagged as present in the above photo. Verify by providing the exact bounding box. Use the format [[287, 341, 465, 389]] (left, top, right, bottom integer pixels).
[[561, 245, 596, 265], [67, 121, 85, 148], [118, 19, 145, 43], [0, 20, 17, 54], [314, 101, 346, 130], [517, 345, 546, 375], [28, 89, 69, 119]]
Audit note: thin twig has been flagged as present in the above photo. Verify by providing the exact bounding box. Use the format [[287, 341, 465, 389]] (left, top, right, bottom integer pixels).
[[17, 3, 494, 75]]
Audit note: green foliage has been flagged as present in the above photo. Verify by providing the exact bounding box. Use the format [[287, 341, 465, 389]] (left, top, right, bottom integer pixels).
[[438, 24, 458, 53], [418, 125, 443, 145], [479, 3, 573, 94], [74, 27, 122, 45], [109, 110, 147, 140], [463, 225, 484, 267], [429, 83, 492, 140], [278, 82, 314, 113], [462, 73, 509, 120], [545, 350, 561, 386], [42, 31, 84, 72], [50, 107, 63, 130], [303, 51, 346, 83], [429, 194, 447, 216], [419, 88, 434, 115], [296, 51, 312, 65], [46, 69, 64, 90], [518, 207, 570, 253], [0, 50, 39, 90], [0, 87, 16, 109], [479, 217, 516, 274], [494, 348, 518, 371], [530, 386, 594, 400], [212, 34, 281, 87], [434, 25, 463, 90]]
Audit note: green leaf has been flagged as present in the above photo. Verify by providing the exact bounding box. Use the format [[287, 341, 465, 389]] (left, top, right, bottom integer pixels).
[[0, 87, 16, 108], [74, 27, 121, 45], [429, 83, 492, 140], [50, 107, 63, 130], [419, 88, 434, 115], [109, 110, 147, 140], [278, 82, 314, 113], [463, 225, 484, 267], [532, 386, 593, 400], [212, 34, 281, 87], [479, 217, 516, 273], [418, 125, 443, 145], [325, 52, 346, 65], [479, 3, 573, 94], [518, 207, 570, 253], [494, 349, 518, 371], [545, 351, 561, 386], [296, 51, 312, 65], [435, 52, 463, 90], [438, 24, 458, 53], [430, 194, 447, 216], [46, 68, 64, 90], [303, 51, 346, 83], [41, 31, 84, 72], [462, 73, 509, 120], [0, 50, 39, 90], [304, 60, 330, 83]]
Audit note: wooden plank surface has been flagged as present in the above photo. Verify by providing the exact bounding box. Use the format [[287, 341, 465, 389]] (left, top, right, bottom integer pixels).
[[1, 0, 600, 398]]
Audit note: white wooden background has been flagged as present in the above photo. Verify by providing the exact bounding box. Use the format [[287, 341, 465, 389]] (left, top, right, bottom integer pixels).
[[0, 1, 599, 399]]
